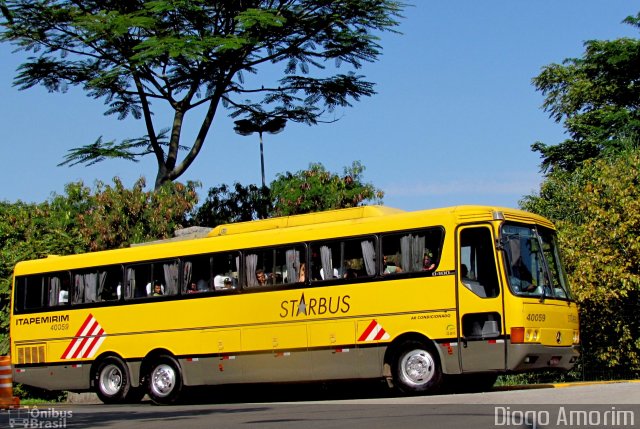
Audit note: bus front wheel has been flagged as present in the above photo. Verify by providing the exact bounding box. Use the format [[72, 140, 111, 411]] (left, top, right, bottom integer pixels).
[[392, 340, 443, 395], [147, 355, 183, 405], [94, 356, 133, 404]]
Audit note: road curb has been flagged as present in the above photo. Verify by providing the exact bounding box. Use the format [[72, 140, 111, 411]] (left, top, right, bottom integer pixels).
[[494, 379, 640, 391]]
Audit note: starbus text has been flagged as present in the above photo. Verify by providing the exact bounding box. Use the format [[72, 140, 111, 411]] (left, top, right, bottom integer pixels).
[[280, 294, 351, 318]]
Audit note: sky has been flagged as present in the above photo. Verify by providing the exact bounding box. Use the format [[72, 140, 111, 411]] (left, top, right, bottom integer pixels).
[[0, 1, 638, 213]]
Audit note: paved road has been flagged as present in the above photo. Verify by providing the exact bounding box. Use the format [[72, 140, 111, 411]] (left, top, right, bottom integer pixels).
[[3, 382, 639, 429]]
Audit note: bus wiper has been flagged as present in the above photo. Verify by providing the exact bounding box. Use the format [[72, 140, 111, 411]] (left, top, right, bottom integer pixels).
[[539, 286, 547, 303]]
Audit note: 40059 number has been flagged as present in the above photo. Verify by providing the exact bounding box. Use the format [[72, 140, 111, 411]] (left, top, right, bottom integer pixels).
[[526, 313, 546, 322], [50, 323, 69, 331]]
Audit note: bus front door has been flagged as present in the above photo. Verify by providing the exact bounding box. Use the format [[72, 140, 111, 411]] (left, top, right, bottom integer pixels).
[[457, 225, 506, 372]]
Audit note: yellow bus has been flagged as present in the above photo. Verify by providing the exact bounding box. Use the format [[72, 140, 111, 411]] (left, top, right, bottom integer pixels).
[[9, 205, 579, 404]]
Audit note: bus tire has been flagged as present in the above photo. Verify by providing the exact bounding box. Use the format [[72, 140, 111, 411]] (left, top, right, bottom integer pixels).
[[147, 355, 183, 405], [94, 356, 133, 404], [392, 340, 443, 395]]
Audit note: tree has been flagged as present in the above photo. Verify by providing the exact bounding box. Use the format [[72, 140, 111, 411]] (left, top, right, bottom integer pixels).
[[193, 182, 271, 227], [76, 177, 199, 250], [521, 145, 640, 378], [270, 161, 384, 216], [0, 1, 404, 189], [0, 178, 198, 353], [531, 12, 640, 173], [194, 161, 384, 225]]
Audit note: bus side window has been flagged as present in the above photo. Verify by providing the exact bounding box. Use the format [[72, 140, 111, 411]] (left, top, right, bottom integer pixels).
[[125, 264, 152, 298], [310, 236, 376, 282], [124, 260, 179, 298], [73, 266, 122, 303], [182, 254, 212, 293], [49, 272, 70, 306], [17, 275, 45, 311], [380, 233, 407, 274], [244, 246, 305, 288], [380, 228, 444, 274], [15, 272, 71, 312], [98, 265, 122, 302], [212, 251, 240, 291], [156, 260, 179, 296]]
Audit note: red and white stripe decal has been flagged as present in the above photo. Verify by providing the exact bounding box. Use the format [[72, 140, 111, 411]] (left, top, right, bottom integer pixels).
[[358, 320, 390, 342], [61, 314, 107, 360]]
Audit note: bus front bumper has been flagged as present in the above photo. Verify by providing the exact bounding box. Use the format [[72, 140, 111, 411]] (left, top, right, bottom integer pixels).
[[507, 343, 580, 372]]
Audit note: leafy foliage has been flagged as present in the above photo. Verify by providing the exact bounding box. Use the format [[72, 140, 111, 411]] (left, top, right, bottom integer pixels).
[[194, 183, 271, 227], [1, 0, 404, 188], [76, 178, 199, 251], [0, 199, 86, 354], [0, 178, 198, 353], [532, 12, 640, 173], [521, 147, 640, 376], [194, 161, 384, 226], [270, 161, 384, 216]]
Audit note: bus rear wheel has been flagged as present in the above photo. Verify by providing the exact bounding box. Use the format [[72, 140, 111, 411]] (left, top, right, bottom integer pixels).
[[147, 355, 183, 405], [392, 340, 443, 395], [94, 356, 133, 404]]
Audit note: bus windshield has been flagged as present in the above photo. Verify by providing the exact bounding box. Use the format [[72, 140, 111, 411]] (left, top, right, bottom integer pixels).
[[501, 223, 572, 300]]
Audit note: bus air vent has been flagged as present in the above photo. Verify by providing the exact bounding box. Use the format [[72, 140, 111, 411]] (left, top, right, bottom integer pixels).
[[17, 345, 46, 364]]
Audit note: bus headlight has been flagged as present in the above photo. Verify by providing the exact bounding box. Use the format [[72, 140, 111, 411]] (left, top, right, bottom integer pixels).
[[524, 329, 539, 343], [573, 330, 580, 345]]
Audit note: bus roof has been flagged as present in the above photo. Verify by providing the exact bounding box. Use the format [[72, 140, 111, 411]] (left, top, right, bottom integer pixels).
[[207, 205, 406, 237], [12, 205, 554, 275]]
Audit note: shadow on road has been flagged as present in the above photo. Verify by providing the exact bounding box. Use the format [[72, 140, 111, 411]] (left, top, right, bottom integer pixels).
[[178, 378, 395, 405]]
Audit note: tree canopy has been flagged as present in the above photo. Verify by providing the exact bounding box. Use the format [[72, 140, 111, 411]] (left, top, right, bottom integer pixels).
[[270, 161, 384, 216], [194, 161, 384, 226], [521, 146, 640, 376], [532, 12, 640, 173], [194, 182, 271, 227], [0, 0, 404, 188], [0, 178, 198, 353]]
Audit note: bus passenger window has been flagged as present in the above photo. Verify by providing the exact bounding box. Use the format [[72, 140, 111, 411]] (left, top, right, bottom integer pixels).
[[212, 251, 240, 291], [50, 273, 70, 306], [157, 260, 179, 296], [380, 228, 444, 274], [244, 246, 305, 288], [18, 276, 45, 311], [182, 254, 213, 293], [16, 272, 72, 312], [310, 237, 376, 282], [124, 260, 179, 298], [125, 264, 151, 298], [97, 265, 123, 302]]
